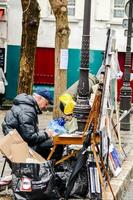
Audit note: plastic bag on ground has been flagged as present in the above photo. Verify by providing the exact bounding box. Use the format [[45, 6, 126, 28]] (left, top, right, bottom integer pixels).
[[11, 161, 63, 200], [55, 158, 88, 199]]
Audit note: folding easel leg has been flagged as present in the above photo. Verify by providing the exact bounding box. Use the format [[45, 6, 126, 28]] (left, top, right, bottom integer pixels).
[[1, 158, 6, 178], [47, 145, 57, 160], [55, 151, 76, 165], [100, 157, 116, 200], [91, 143, 107, 200], [92, 143, 117, 200]]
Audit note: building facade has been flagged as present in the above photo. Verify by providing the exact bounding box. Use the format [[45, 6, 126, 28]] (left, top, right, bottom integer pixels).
[[0, 0, 132, 100]]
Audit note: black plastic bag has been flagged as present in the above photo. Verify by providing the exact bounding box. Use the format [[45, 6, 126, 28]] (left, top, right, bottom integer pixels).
[[65, 126, 93, 200], [56, 158, 88, 199], [69, 166, 88, 198], [12, 161, 62, 200]]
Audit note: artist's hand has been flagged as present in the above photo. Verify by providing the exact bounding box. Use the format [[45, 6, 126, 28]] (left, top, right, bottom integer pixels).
[[46, 130, 54, 138]]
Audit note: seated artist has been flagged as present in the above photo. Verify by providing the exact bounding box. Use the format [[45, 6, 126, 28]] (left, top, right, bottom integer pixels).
[[2, 89, 57, 159]]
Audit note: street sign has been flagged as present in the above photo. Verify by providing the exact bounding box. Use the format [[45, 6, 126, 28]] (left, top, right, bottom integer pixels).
[[122, 19, 128, 28], [122, 18, 133, 29], [124, 29, 133, 37]]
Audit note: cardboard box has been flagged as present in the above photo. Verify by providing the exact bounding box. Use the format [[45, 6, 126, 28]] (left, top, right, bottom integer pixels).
[[11, 142, 29, 163], [0, 129, 46, 163]]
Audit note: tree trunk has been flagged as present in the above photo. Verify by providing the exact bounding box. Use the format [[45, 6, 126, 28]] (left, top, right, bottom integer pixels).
[[49, 0, 70, 118], [18, 0, 40, 94]]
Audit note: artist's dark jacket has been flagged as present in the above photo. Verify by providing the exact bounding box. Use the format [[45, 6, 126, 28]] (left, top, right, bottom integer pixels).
[[2, 93, 49, 148]]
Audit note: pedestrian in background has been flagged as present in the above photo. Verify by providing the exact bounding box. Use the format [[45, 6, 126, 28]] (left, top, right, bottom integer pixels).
[[0, 67, 8, 109]]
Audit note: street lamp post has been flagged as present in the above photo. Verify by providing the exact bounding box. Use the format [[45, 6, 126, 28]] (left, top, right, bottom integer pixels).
[[120, 0, 133, 130], [73, 0, 91, 131]]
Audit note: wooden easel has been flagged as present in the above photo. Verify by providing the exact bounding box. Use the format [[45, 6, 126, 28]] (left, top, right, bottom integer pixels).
[[47, 87, 101, 162], [47, 83, 116, 199], [82, 28, 117, 199], [82, 83, 116, 200]]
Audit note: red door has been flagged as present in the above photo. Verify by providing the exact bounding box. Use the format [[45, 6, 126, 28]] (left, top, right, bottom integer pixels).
[[34, 48, 55, 85]]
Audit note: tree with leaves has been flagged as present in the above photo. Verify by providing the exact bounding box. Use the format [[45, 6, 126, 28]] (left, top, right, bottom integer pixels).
[[49, 0, 70, 118], [18, 0, 40, 94]]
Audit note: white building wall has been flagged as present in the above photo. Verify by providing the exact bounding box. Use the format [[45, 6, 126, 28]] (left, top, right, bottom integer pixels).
[[91, 0, 127, 51], [6, 0, 129, 51], [7, 0, 22, 45], [37, 0, 84, 49], [37, 0, 128, 52]]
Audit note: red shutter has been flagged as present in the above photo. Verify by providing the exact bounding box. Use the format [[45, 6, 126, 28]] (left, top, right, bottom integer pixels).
[[34, 48, 54, 85]]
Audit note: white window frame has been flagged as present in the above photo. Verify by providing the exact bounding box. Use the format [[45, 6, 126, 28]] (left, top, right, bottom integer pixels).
[[68, 0, 76, 17], [111, 0, 128, 23]]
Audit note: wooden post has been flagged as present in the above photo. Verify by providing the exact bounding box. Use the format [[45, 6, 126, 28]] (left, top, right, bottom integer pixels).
[[49, 0, 70, 118]]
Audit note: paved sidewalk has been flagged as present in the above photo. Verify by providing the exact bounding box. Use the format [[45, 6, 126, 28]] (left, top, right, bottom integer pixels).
[[0, 110, 133, 199]]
